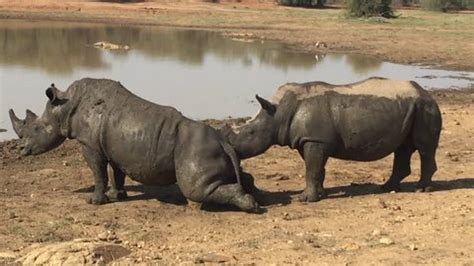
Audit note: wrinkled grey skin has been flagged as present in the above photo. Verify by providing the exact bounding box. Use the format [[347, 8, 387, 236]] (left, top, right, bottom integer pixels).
[[9, 78, 261, 212], [222, 78, 442, 202]]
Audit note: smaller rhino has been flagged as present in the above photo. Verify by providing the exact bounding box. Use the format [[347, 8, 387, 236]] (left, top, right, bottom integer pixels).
[[222, 78, 442, 202], [9, 78, 260, 212]]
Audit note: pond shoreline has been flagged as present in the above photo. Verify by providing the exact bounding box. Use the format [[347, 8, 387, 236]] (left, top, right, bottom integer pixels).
[[0, 1, 473, 72]]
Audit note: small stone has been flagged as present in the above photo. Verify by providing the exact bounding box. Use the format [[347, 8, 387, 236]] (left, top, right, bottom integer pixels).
[[137, 241, 145, 248], [341, 242, 360, 251], [377, 199, 388, 208], [98, 232, 108, 241], [390, 190, 396, 194], [371, 229, 381, 236], [379, 237, 394, 245], [195, 253, 231, 263], [409, 243, 418, 251], [8, 211, 16, 219], [62, 161, 70, 166], [0, 252, 16, 259], [287, 240, 293, 244]]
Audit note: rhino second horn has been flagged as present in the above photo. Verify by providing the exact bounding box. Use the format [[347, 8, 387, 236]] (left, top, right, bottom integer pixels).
[[25, 109, 38, 122]]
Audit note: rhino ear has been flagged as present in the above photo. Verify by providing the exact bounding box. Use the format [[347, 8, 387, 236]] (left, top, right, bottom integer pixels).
[[46, 84, 66, 105], [25, 109, 38, 123], [255, 94, 276, 115]]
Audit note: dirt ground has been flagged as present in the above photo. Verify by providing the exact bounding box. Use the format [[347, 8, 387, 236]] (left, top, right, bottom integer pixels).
[[0, 89, 473, 264], [0, 0, 473, 71]]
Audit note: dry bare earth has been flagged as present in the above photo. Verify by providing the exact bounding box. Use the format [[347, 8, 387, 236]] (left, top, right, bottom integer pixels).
[[0, 90, 473, 264]]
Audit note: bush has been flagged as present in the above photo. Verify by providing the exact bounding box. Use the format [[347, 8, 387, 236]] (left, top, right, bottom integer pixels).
[[347, 0, 396, 17], [278, 0, 326, 7], [420, 0, 470, 11]]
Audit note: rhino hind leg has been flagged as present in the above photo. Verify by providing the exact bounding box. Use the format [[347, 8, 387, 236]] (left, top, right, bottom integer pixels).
[[106, 164, 128, 201], [381, 144, 416, 192], [415, 148, 437, 192], [412, 100, 441, 192], [240, 172, 267, 205], [204, 183, 261, 213]]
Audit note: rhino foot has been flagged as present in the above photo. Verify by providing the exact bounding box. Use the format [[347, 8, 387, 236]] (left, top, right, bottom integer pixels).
[[415, 185, 434, 193], [380, 182, 401, 193], [106, 189, 128, 202], [87, 194, 109, 205], [296, 189, 324, 202], [236, 194, 263, 213]]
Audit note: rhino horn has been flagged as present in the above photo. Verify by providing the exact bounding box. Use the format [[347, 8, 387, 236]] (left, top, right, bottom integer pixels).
[[25, 109, 38, 123], [9, 109, 25, 136]]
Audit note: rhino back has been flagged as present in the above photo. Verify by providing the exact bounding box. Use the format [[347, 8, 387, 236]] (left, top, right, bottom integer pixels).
[[272, 77, 420, 104]]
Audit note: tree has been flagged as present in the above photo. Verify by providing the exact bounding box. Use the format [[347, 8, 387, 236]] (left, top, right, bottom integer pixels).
[[347, 0, 397, 18], [278, 0, 326, 8]]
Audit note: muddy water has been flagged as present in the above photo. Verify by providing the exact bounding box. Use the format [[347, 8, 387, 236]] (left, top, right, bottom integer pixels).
[[1, 19, 473, 140]]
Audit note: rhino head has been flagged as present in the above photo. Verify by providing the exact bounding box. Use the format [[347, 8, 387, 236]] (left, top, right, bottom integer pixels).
[[9, 84, 68, 156], [222, 95, 279, 159]]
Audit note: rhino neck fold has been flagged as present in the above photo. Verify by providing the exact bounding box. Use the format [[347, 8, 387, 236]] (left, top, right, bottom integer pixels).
[[59, 97, 79, 139], [275, 94, 298, 147]]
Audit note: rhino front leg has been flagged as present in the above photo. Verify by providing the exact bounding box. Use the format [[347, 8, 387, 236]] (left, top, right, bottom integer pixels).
[[297, 142, 328, 202], [82, 146, 109, 205], [106, 164, 128, 201]]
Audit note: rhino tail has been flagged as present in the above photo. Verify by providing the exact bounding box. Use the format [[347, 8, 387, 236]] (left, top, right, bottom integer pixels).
[[220, 141, 242, 185], [402, 102, 416, 134]]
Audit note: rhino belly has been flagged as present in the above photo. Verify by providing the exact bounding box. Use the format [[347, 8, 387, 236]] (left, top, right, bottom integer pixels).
[[330, 96, 414, 161], [125, 168, 177, 186], [102, 121, 178, 186]]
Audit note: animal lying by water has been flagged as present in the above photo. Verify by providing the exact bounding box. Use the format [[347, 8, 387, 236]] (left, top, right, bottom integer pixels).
[[222, 77, 442, 202], [9, 78, 260, 212], [92, 41, 130, 50]]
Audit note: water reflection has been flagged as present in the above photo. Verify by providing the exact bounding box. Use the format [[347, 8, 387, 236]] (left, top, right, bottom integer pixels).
[[1, 20, 473, 141], [345, 55, 382, 74], [0, 23, 321, 74]]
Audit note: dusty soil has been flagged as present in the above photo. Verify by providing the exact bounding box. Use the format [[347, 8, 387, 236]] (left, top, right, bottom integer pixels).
[[0, 89, 473, 264], [0, 0, 473, 70]]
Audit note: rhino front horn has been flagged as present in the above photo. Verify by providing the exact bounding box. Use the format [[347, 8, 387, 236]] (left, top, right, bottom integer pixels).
[[9, 109, 25, 136]]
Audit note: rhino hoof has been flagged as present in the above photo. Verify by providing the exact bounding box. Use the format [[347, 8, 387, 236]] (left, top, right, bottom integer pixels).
[[415, 185, 434, 193], [106, 189, 128, 201], [296, 190, 320, 202], [238, 194, 262, 213], [380, 182, 401, 193], [87, 194, 109, 205]]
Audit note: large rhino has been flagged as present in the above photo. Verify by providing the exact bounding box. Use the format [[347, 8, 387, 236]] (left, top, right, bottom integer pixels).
[[222, 77, 442, 202], [9, 78, 260, 212]]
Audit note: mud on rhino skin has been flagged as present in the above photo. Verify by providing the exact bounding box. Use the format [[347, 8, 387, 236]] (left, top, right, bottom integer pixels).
[[222, 77, 442, 202], [8, 78, 262, 213]]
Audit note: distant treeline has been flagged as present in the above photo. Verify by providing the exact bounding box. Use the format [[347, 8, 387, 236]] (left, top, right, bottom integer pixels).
[[277, 0, 473, 12]]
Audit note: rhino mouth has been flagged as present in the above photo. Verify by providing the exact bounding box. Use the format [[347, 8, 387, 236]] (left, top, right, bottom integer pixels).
[[19, 144, 32, 156]]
